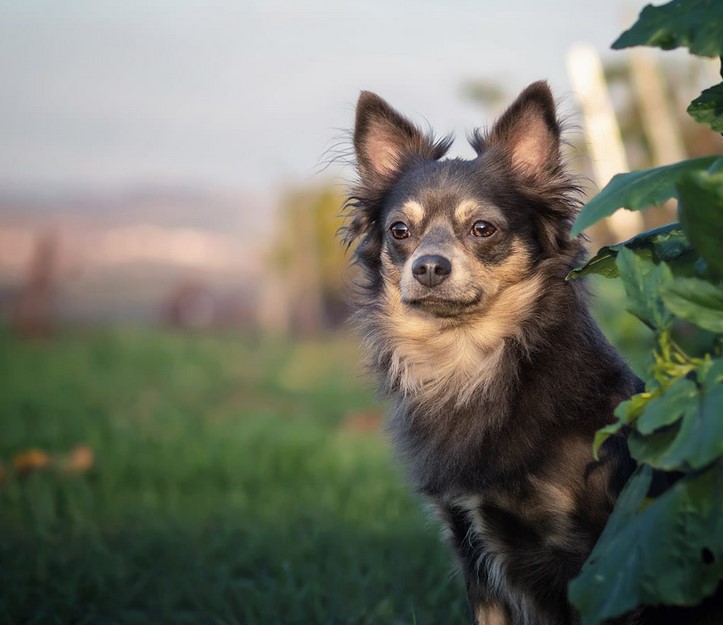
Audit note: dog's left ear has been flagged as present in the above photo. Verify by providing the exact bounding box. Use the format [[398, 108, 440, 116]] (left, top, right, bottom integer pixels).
[[483, 81, 561, 180]]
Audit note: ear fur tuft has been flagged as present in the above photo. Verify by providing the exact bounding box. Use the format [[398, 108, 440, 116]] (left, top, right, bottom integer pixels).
[[475, 81, 561, 179], [353, 91, 451, 190], [468, 81, 582, 253]]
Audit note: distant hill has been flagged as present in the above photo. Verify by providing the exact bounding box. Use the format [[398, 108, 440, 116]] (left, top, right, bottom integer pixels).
[[0, 185, 280, 327], [0, 184, 270, 240]]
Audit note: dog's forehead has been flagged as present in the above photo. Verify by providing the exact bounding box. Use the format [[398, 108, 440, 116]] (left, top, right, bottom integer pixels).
[[402, 193, 476, 224], [389, 160, 505, 223]]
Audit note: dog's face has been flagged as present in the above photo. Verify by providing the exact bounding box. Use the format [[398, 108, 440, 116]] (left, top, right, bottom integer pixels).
[[347, 81, 580, 321], [379, 162, 538, 318]]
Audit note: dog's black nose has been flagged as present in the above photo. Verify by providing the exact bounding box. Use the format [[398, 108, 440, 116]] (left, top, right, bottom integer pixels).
[[412, 254, 452, 287]]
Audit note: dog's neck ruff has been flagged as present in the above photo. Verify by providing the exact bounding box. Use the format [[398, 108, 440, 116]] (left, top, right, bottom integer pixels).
[[361, 272, 545, 412]]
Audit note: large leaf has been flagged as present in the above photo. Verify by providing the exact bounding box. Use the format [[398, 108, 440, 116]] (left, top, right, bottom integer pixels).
[[614, 392, 653, 426], [635, 377, 698, 434], [629, 360, 723, 470], [662, 277, 723, 333], [688, 82, 723, 132], [612, 0, 723, 58], [571, 462, 723, 625], [567, 223, 690, 280], [592, 392, 656, 459], [677, 168, 723, 277], [592, 392, 652, 458], [569, 466, 652, 625], [591, 421, 625, 460], [616, 248, 673, 330], [570, 157, 720, 236]]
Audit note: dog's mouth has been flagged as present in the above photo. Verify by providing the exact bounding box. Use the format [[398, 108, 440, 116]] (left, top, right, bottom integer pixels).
[[404, 293, 483, 317]]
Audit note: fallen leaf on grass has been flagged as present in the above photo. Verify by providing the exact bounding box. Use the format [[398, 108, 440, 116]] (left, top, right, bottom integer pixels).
[[12, 449, 52, 473], [342, 410, 383, 433], [61, 445, 94, 473], [10, 445, 95, 477]]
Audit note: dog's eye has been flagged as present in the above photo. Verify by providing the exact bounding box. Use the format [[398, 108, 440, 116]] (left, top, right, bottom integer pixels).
[[471, 220, 497, 238], [389, 222, 410, 240]]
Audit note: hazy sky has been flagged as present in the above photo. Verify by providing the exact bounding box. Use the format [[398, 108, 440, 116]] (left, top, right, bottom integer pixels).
[[0, 0, 650, 198]]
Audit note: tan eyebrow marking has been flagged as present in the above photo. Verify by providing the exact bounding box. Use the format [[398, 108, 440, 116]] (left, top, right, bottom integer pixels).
[[401, 200, 425, 223], [454, 199, 481, 223]]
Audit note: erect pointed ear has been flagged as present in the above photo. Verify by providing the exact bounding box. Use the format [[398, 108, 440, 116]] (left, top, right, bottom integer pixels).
[[353, 91, 450, 190], [483, 81, 561, 179]]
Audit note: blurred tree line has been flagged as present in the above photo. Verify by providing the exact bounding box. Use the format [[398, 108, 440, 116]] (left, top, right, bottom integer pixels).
[[269, 186, 354, 336]]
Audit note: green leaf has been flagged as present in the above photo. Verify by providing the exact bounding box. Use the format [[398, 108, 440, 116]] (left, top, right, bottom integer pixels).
[[592, 392, 655, 459], [567, 223, 690, 280], [567, 245, 624, 280], [616, 248, 674, 330], [706, 357, 723, 384], [571, 157, 721, 236], [636, 377, 698, 434], [629, 361, 723, 470], [571, 462, 723, 625], [569, 465, 652, 624], [592, 421, 624, 459], [614, 391, 653, 424], [688, 82, 723, 132], [612, 0, 723, 57], [662, 277, 723, 333], [677, 168, 723, 277], [629, 423, 680, 470]]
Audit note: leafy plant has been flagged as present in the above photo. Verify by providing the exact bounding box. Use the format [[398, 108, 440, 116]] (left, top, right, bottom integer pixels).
[[566, 1, 723, 623]]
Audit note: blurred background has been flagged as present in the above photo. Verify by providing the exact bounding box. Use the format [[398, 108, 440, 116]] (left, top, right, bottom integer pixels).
[[0, 2, 721, 624]]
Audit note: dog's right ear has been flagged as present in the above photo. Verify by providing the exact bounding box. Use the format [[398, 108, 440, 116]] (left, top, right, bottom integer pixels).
[[481, 81, 561, 182], [354, 91, 450, 193]]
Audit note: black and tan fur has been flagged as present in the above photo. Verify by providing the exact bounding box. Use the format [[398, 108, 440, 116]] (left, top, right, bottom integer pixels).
[[342, 82, 720, 624]]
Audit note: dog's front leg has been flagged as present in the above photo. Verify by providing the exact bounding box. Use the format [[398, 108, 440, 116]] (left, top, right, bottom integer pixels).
[[470, 600, 509, 625], [440, 504, 510, 624], [464, 573, 510, 625], [459, 571, 509, 625], [458, 547, 511, 624]]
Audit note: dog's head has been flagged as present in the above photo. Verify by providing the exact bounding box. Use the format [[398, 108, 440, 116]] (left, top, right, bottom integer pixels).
[[344, 81, 583, 320]]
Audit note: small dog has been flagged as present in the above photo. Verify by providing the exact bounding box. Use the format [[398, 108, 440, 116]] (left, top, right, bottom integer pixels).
[[342, 82, 690, 624]]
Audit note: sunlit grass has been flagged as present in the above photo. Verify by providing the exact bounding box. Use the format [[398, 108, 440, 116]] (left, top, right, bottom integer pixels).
[[0, 328, 465, 625]]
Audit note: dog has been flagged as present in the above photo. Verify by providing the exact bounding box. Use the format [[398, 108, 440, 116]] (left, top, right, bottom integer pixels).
[[341, 81, 721, 625]]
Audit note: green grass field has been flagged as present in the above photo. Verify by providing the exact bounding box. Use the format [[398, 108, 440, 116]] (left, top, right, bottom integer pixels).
[[0, 328, 470, 625], [0, 281, 652, 625]]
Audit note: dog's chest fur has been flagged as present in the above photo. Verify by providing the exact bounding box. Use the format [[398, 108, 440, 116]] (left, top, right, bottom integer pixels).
[[378, 294, 631, 624]]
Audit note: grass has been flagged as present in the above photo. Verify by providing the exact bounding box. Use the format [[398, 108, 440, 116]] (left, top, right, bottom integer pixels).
[[0, 279, 653, 625], [0, 328, 467, 625]]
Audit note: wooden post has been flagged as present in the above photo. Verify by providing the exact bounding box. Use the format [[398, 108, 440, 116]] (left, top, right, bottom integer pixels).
[[628, 48, 686, 225], [12, 230, 59, 339], [566, 43, 645, 241], [628, 49, 687, 166]]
